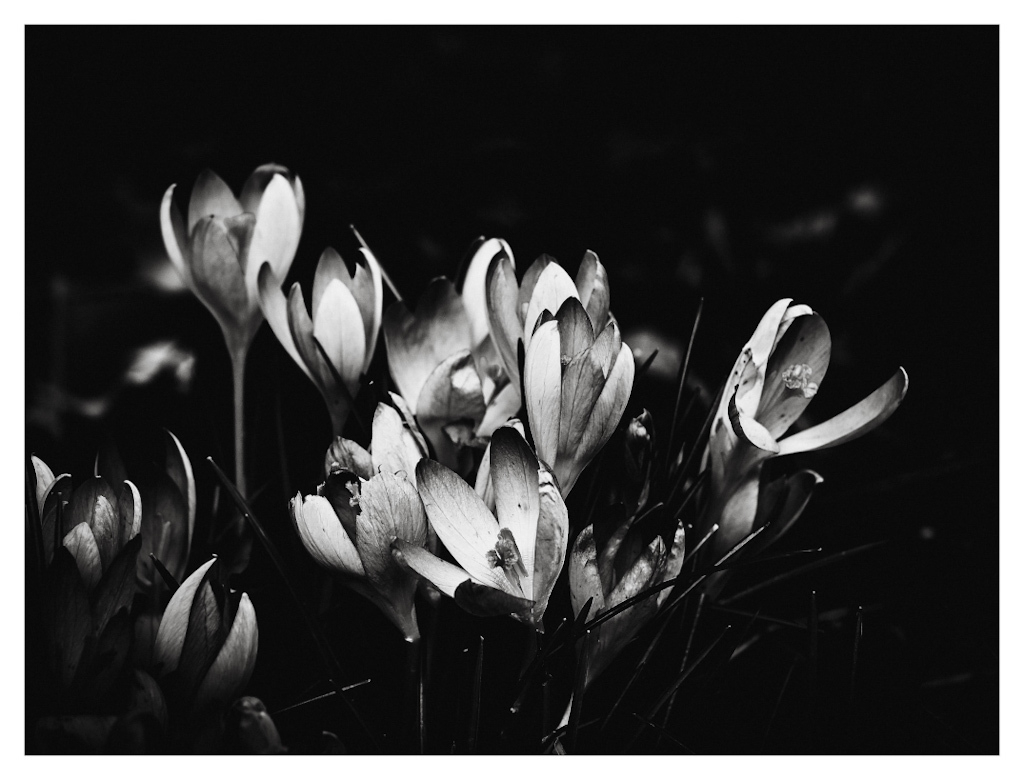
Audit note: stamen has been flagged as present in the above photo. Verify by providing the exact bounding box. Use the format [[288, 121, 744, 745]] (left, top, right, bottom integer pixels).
[[487, 529, 526, 591], [782, 364, 819, 399]]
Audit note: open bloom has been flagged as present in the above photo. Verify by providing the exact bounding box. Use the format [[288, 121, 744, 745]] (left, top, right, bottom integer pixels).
[[393, 426, 569, 628], [702, 298, 909, 557], [383, 238, 520, 473], [291, 402, 429, 641], [160, 164, 304, 355], [524, 299, 635, 497], [152, 558, 258, 713], [257, 245, 383, 435], [569, 517, 685, 686]]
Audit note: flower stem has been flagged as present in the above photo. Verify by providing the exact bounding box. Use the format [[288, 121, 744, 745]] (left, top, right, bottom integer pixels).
[[230, 341, 250, 497], [406, 636, 424, 753]]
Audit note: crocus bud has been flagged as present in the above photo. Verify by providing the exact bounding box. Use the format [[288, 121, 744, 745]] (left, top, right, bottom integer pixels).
[[151, 558, 259, 713], [701, 299, 908, 559], [224, 697, 284, 754]]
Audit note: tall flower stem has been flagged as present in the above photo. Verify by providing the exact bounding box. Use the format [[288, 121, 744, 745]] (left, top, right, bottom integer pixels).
[[405, 636, 424, 753], [229, 339, 250, 498]]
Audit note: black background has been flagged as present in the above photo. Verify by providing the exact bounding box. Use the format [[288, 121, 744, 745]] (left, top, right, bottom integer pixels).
[[25, 26, 998, 753]]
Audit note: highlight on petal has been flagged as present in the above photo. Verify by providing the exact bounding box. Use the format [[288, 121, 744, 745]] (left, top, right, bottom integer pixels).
[[357, 470, 428, 588], [556, 296, 596, 363], [370, 403, 425, 481], [523, 262, 580, 350], [159, 184, 192, 286], [575, 250, 610, 331], [523, 320, 563, 468], [239, 163, 305, 224], [187, 169, 243, 233], [490, 427, 540, 593], [728, 392, 781, 454], [756, 313, 832, 438], [313, 278, 366, 391], [195, 593, 258, 711], [63, 522, 103, 591], [257, 262, 312, 379], [289, 494, 364, 576], [324, 436, 373, 480], [777, 367, 909, 455], [392, 538, 471, 599], [569, 525, 606, 617], [462, 238, 514, 348], [32, 455, 55, 520], [485, 253, 524, 384], [116, 480, 142, 549], [245, 173, 303, 292], [152, 557, 218, 675], [454, 579, 535, 619]]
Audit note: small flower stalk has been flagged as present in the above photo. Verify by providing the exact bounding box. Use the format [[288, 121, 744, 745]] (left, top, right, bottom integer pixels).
[[393, 425, 569, 629], [701, 298, 909, 559], [160, 164, 305, 495], [258, 244, 383, 435], [291, 402, 430, 641]]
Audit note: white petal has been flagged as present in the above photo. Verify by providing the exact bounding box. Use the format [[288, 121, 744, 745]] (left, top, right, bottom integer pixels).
[[523, 320, 562, 467], [62, 523, 103, 591], [153, 558, 217, 675], [290, 494, 364, 576], [245, 174, 303, 296], [392, 539, 471, 599], [313, 278, 366, 392], [195, 593, 258, 711], [523, 263, 580, 350], [463, 238, 513, 348], [257, 264, 313, 380], [159, 184, 192, 287]]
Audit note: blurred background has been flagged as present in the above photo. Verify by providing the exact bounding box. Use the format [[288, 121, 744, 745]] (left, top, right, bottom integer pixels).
[[25, 26, 997, 753]]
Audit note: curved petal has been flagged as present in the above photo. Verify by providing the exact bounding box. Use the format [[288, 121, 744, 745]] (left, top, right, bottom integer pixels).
[[415, 459, 513, 594], [383, 278, 473, 412], [558, 350, 606, 460], [245, 173, 303, 294], [239, 163, 304, 224], [523, 320, 563, 467], [359, 247, 385, 370], [159, 184, 192, 285], [152, 557, 217, 675], [476, 381, 522, 439], [463, 238, 514, 348], [289, 494, 364, 576], [313, 278, 366, 392], [569, 524, 607, 617], [415, 350, 487, 470], [189, 215, 256, 328], [324, 436, 373, 480], [729, 391, 781, 454], [485, 253, 524, 383], [490, 428, 540, 597], [523, 262, 580, 350], [311, 247, 348, 324], [755, 313, 831, 439], [370, 403, 425, 481], [518, 254, 554, 317], [392, 538, 471, 599], [164, 430, 196, 552], [195, 593, 258, 711], [116, 480, 142, 548], [575, 250, 610, 331], [187, 169, 242, 233], [62, 523, 103, 591], [32, 455, 55, 520], [777, 367, 908, 455], [530, 464, 569, 622], [257, 263, 312, 380], [556, 296, 595, 363]]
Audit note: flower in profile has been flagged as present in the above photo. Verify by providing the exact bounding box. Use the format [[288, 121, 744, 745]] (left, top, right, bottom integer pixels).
[[393, 426, 569, 629], [257, 245, 383, 435], [290, 402, 429, 641], [160, 164, 304, 356], [383, 238, 520, 473], [152, 557, 258, 713], [569, 517, 685, 686], [702, 298, 909, 558]]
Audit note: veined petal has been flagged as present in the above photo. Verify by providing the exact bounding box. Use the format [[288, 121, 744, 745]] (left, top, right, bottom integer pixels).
[[463, 238, 514, 348], [116, 480, 142, 549], [392, 538, 471, 599], [32, 455, 55, 520], [159, 185, 193, 286], [476, 381, 522, 439], [728, 391, 781, 454], [415, 459, 514, 595], [63, 523, 103, 590], [558, 350, 606, 460], [415, 350, 487, 470], [556, 296, 595, 363], [756, 312, 831, 439], [485, 254, 524, 384], [530, 464, 569, 623], [524, 320, 563, 468], [360, 247, 385, 370], [518, 254, 554, 318], [589, 319, 623, 377], [474, 419, 526, 510], [189, 216, 254, 328], [490, 428, 540, 597], [569, 525, 607, 617], [312, 247, 348, 324], [195, 593, 258, 711], [245, 173, 303, 293], [324, 436, 373, 481], [383, 278, 474, 412], [313, 278, 366, 392], [575, 250, 610, 331], [524, 262, 580, 350], [153, 557, 217, 675], [370, 403, 425, 481], [777, 367, 908, 455], [257, 263, 313, 380], [187, 169, 243, 233], [289, 494, 364, 576]]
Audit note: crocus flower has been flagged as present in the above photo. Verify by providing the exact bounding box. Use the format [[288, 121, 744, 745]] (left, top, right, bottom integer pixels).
[[160, 164, 304, 357], [523, 299, 635, 497], [702, 298, 909, 558], [257, 245, 383, 435], [392, 426, 569, 629], [383, 238, 521, 473], [152, 557, 258, 713], [290, 402, 430, 641], [569, 517, 685, 686]]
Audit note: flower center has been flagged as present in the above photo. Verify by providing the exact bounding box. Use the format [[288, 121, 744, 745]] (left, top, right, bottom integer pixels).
[[486, 528, 527, 592], [782, 363, 819, 399]]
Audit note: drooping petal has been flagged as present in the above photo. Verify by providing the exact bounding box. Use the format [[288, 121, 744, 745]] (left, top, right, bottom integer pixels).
[[257, 263, 313, 380], [462, 238, 514, 348], [392, 539, 472, 599], [556, 296, 596, 363], [289, 494, 364, 577], [486, 253, 524, 384], [523, 262, 580, 350], [245, 173, 303, 293], [195, 593, 259, 711], [159, 185, 192, 285], [490, 428, 540, 595], [62, 523, 103, 590], [383, 278, 474, 412], [187, 169, 243, 233], [777, 367, 909, 455], [370, 403, 425, 482], [523, 320, 563, 468], [755, 313, 831, 439], [415, 459, 513, 595], [575, 250, 610, 331], [152, 557, 217, 675], [313, 278, 366, 392], [569, 525, 607, 616]]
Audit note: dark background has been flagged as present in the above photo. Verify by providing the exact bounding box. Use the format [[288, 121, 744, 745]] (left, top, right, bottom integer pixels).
[[25, 26, 998, 753]]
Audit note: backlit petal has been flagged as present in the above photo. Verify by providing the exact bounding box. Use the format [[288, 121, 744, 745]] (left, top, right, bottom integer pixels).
[[245, 173, 302, 294], [755, 313, 831, 439], [575, 250, 610, 331], [289, 494, 364, 576], [524, 262, 580, 350], [523, 320, 563, 467], [187, 169, 242, 233], [392, 538, 471, 599], [485, 254, 524, 383], [195, 593, 258, 711], [257, 263, 313, 380], [62, 523, 103, 591], [313, 278, 366, 392], [463, 238, 514, 348], [153, 557, 217, 674]]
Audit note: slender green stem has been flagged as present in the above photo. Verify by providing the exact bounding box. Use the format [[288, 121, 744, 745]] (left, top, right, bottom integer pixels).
[[230, 341, 249, 497]]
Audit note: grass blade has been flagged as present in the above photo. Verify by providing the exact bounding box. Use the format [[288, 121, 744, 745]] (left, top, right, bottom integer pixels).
[[666, 298, 704, 465]]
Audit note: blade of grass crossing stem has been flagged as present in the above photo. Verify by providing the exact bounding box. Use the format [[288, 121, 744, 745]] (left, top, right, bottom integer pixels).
[[207, 456, 380, 750], [667, 298, 704, 465], [468, 636, 484, 753], [719, 542, 884, 605], [351, 225, 403, 303], [567, 631, 592, 753]]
